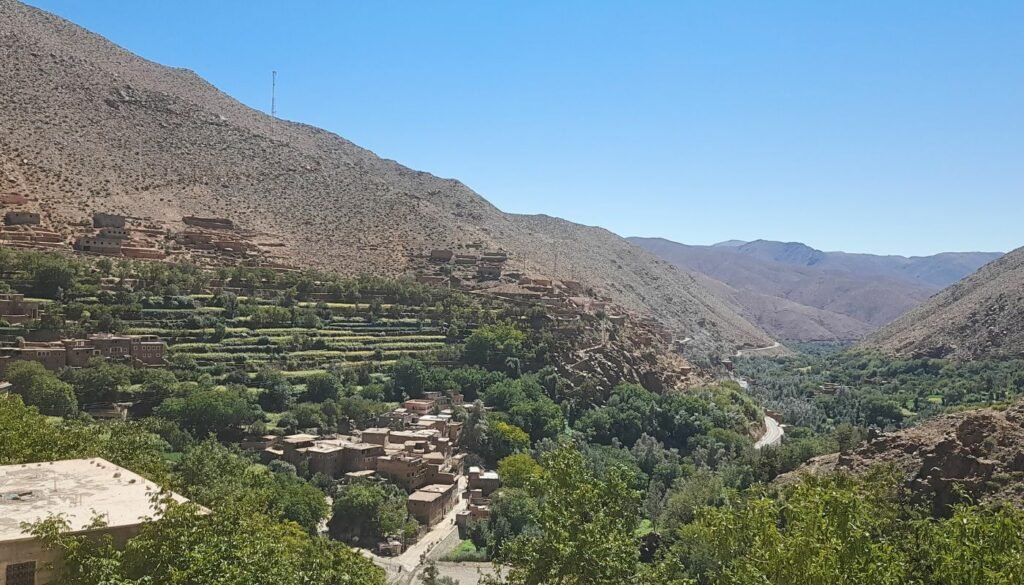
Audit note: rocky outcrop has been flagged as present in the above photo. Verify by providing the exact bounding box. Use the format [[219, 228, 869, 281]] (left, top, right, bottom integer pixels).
[[782, 401, 1024, 514]]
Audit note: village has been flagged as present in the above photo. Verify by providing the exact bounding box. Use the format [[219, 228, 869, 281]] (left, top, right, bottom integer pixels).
[[0, 200, 696, 585]]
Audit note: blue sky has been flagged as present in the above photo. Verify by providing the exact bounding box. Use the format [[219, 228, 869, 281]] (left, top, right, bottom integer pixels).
[[27, 1, 1023, 255]]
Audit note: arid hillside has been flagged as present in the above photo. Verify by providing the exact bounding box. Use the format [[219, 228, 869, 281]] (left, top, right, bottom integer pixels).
[[864, 246, 1024, 360], [629, 237, 1001, 342], [782, 401, 1024, 513], [0, 0, 772, 357]]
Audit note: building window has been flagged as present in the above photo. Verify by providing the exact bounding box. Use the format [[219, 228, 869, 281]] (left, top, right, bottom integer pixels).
[[6, 561, 37, 585]]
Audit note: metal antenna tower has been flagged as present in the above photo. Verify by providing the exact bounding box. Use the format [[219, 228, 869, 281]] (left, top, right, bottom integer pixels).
[[271, 70, 278, 140], [272, 71, 278, 116]]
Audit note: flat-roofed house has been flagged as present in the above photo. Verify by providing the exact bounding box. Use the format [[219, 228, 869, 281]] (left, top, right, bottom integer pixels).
[[3, 212, 40, 226], [360, 428, 391, 446], [402, 399, 436, 414], [0, 294, 40, 325], [0, 342, 67, 376], [376, 454, 429, 491], [468, 466, 502, 496], [0, 458, 189, 585], [73, 236, 123, 256], [93, 213, 126, 229], [407, 483, 459, 526]]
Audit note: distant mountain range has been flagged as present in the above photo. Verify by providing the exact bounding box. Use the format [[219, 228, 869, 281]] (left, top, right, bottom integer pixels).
[[628, 237, 1003, 342], [864, 245, 1024, 359]]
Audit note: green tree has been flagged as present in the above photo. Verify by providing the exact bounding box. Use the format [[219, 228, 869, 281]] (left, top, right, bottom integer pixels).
[[304, 372, 342, 403], [6, 360, 77, 416], [497, 453, 543, 490], [329, 482, 409, 542], [494, 447, 644, 585], [30, 500, 385, 585], [64, 358, 132, 405], [155, 387, 258, 437], [464, 323, 527, 370], [481, 421, 530, 464]]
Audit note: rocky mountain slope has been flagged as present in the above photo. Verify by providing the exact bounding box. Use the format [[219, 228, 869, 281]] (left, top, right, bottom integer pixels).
[[0, 0, 773, 356], [629, 237, 1001, 342], [782, 401, 1024, 514], [864, 246, 1024, 359]]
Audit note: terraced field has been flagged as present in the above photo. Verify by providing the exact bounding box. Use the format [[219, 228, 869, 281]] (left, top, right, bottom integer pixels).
[[87, 296, 457, 381]]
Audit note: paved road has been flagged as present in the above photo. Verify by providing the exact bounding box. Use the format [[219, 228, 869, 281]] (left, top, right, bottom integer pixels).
[[358, 477, 471, 584], [732, 375, 784, 449], [755, 415, 784, 449], [735, 341, 782, 358]]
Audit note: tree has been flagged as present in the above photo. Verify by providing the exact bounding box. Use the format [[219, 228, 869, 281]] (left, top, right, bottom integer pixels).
[[493, 447, 644, 585], [259, 380, 293, 412], [464, 323, 527, 370], [481, 421, 530, 465], [155, 387, 258, 437], [29, 255, 77, 298], [508, 396, 564, 443], [304, 373, 342, 403], [64, 358, 132, 405], [497, 454, 543, 490], [30, 499, 386, 585], [6, 360, 77, 416], [391, 357, 428, 399], [667, 469, 911, 584], [175, 440, 327, 534], [329, 482, 409, 542]]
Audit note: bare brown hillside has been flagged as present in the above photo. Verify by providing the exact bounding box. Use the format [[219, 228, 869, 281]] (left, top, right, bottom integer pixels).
[[864, 246, 1024, 359], [630, 236, 1001, 342], [0, 0, 772, 356], [781, 401, 1024, 513]]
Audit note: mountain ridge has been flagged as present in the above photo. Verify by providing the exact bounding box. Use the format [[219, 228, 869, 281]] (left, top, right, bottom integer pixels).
[[629, 236, 1002, 342], [863, 246, 1024, 359], [0, 0, 773, 357]]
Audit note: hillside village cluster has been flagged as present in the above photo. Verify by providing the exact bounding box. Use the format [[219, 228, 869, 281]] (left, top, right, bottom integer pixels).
[[0, 200, 698, 583], [1, 193, 293, 271], [0, 296, 503, 570], [253, 390, 504, 553], [0, 294, 168, 378]]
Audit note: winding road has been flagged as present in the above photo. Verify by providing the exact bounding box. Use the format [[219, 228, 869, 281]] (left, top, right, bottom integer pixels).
[[734, 341, 782, 358], [733, 376, 785, 449], [754, 415, 784, 449]]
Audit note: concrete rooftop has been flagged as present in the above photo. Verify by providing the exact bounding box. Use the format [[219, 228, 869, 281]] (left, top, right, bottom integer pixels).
[[0, 458, 187, 541]]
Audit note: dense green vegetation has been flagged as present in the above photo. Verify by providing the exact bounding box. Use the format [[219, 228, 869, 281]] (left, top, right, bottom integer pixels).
[[737, 350, 1024, 431], [5, 248, 1023, 584]]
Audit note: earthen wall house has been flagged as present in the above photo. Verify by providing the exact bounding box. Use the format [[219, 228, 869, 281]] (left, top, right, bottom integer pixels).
[[183, 216, 233, 230], [0, 334, 166, 375], [376, 454, 429, 491], [429, 249, 453, 263], [0, 294, 40, 325], [0, 193, 31, 205], [97, 227, 130, 239], [402, 399, 436, 414], [121, 246, 166, 260], [92, 213, 126, 228], [477, 264, 502, 280], [407, 483, 458, 526], [3, 212, 40, 226], [73, 236, 123, 256]]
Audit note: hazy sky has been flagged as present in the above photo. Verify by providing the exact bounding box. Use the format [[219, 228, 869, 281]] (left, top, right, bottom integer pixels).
[[27, 1, 1023, 256]]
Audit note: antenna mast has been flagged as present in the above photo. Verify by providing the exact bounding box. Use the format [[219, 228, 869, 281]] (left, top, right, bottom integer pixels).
[[271, 70, 278, 118], [271, 70, 278, 141]]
